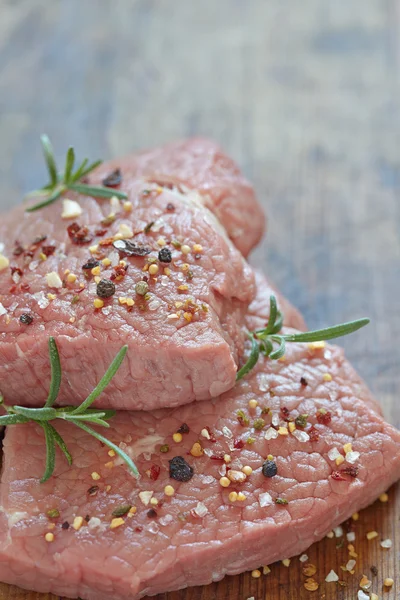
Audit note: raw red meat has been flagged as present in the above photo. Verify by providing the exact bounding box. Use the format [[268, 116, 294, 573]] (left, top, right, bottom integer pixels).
[[0, 146, 259, 410], [0, 275, 398, 600]]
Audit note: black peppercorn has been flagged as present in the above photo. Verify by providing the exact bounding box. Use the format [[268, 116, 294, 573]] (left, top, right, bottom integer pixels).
[[147, 508, 157, 518], [61, 521, 70, 530], [158, 247, 172, 263], [20, 313, 33, 325], [262, 459, 278, 478], [169, 456, 194, 482], [96, 278, 116, 299], [300, 376, 308, 386], [82, 258, 100, 270], [102, 168, 122, 188], [177, 423, 190, 434]]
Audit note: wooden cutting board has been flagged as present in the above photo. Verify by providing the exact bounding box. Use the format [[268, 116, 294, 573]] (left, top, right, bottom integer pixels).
[[0, 0, 399, 599]]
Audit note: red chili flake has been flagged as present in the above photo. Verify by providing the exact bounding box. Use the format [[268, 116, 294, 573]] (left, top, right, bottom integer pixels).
[[9, 285, 17, 294], [135, 526, 143, 533], [166, 203, 175, 211], [177, 423, 190, 434], [233, 438, 245, 449], [281, 406, 291, 421], [308, 426, 320, 442], [316, 409, 332, 425], [300, 376, 308, 386], [95, 228, 108, 237], [20, 283, 30, 292], [67, 222, 92, 245], [331, 471, 347, 481], [99, 237, 115, 247], [13, 242, 25, 256], [149, 465, 161, 481], [10, 266, 23, 278], [209, 453, 225, 461], [102, 168, 122, 188], [204, 426, 216, 442], [41, 245, 56, 257], [110, 264, 128, 281], [341, 465, 359, 478]]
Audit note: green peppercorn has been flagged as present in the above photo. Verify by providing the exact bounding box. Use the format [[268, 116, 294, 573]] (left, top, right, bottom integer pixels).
[[253, 418, 265, 430], [135, 281, 149, 296], [160, 444, 170, 453]]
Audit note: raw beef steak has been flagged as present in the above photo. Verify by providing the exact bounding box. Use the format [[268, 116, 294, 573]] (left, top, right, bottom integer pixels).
[[0, 149, 257, 410], [93, 138, 265, 257], [0, 275, 398, 600]]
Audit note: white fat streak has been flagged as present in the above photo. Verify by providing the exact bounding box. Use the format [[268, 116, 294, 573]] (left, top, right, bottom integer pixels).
[[7, 511, 29, 526]]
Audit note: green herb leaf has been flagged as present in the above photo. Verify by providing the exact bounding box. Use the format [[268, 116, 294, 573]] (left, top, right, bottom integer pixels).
[[69, 183, 127, 199], [45, 337, 62, 407], [40, 422, 56, 483], [25, 136, 126, 212], [73, 421, 139, 478], [12, 406, 58, 421], [237, 295, 370, 380], [71, 345, 128, 415], [0, 414, 29, 425], [40, 134, 59, 187], [51, 425, 73, 466]]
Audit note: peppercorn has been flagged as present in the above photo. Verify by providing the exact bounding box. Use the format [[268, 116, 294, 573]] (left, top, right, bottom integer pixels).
[[147, 508, 157, 518], [158, 248, 172, 263], [262, 459, 278, 478], [275, 498, 288, 505], [295, 414, 308, 428], [135, 281, 149, 296], [96, 279, 116, 299], [82, 258, 100, 270], [102, 168, 122, 188], [19, 313, 33, 325], [169, 456, 194, 482], [166, 203, 175, 211], [177, 423, 190, 434], [300, 376, 308, 386], [61, 521, 70, 530], [253, 418, 265, 430]]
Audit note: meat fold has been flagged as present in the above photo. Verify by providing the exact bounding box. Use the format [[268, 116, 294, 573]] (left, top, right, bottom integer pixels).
[[0, 141, 260, 409], [94, 138, 265, 257], [0, 274, 398, 600]]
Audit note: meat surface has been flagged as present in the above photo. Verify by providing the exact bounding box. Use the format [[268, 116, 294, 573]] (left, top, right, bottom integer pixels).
[[0, 156, 258, 410], [94, 138, 265, 257], [0, 275, 398, 600]]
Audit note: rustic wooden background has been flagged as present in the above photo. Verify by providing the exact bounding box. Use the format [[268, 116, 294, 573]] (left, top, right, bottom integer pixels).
[[0, 1, 399, 599]]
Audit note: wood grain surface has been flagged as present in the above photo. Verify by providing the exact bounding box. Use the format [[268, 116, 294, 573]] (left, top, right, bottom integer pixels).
[[0, 1, 399, 599]]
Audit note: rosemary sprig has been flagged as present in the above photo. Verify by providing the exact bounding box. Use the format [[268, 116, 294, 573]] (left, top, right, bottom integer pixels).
[[0, 338, 138, 482], [237, 295, 370, 381], [25, 135, 127, 212]]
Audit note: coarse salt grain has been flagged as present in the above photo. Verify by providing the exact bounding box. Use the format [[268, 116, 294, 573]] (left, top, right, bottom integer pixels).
[[259, 492, 273, 507], [159, 514, 174, 527], [358, 591, 369, 600], [0, 303, 7, 316], [61, 199, 83, 219], [265, 427, 279, 440], [139, 491, 154, 506], [110, 196, 121, 213], [381, 538, 392, 549], [325, 570, 339, 582], [346, 451, 360, 464], [258, 374, 269, 392], [346, 559, 356, 571], [193, 502, 208, 518], [292, 429, 310, 443], [299, 554, 309, 563], [333, 526, 343, 538], [46, 271, 63, 289], [347, 532, 356, 542], [222, 426, 233, 439], [271, 413, 280, 427], [328, 447, 341, 461]]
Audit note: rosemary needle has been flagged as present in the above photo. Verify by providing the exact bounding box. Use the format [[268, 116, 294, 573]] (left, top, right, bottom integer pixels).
[[25, 135, 127, 212], [0, 338, 138, 482], [236, 295, 370, 381]]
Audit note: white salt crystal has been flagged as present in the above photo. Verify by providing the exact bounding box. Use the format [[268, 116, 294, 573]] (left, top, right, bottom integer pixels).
[[381, 538, 392, 549], [147, 522, 159, 534], [159, 514, 174, 527], [0, 303, 7, 316], [201, 475, 215, 485], [292, 429, 310, 443], [347, 532, 356, 542], [219, 464, 227, 477], [29, 260, 39, 271], [194, 502, 208, 517], [61, 199, 82, 219], [34, 291, 50, 309], [259, 492, 273, 507], [110, 196, 121, 213], [325, 570, 339, 582], [222, 426, 233, 439], [358, 591, 369, 600], [271, 413, 280, 427], [203, 448, 213, 457], [109, 250, 120, 267], [265, 427, 279, 440], [88, 517, 102, 530], [119, 223, 133, 238], [148, 299, 161, 311], [334, 526, 343, 538], [258, 373, 269, 392], [139, 491, 154, 506], [328, 447, 341, 461], [346, 559, 356, 571], [346, 451, 360, 464], [46, 271, 63, 289], [299, 554, 308, 563]]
